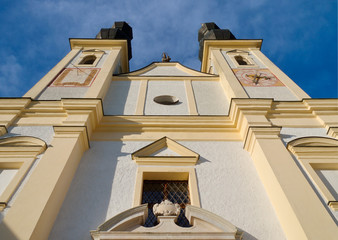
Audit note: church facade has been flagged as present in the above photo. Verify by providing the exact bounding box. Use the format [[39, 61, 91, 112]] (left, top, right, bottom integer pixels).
[[0, 22, 337, 240]]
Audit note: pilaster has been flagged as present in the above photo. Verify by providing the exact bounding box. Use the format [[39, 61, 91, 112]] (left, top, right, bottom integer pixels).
[[0, 126, 89, 240], [250, 49, 310, 99], [210, 49, 248, 100], [23, 48, 82, 99], [244, 127, 338, 240], [303, 99, 338, 130]]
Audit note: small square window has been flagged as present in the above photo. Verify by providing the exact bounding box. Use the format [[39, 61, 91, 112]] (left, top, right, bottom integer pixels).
[[142, 180, 191, 227]]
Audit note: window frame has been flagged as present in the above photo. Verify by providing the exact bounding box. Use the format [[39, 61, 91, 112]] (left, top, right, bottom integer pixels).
[[287, 137, 338, 211], [75, 49, 105, 67], [226, 49, 258, 68], [133, 167, 200, 208], [0, 136, 47, 211]]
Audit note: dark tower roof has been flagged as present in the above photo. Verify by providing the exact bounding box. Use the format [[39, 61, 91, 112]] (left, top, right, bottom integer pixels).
[[96, 21, 133, 60], [198, 22, 236, 61]]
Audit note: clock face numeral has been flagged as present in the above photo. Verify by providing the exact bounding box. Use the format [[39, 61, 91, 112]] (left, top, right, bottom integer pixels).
[[50, 68, 100, 87], [233, 69, 284, 87]]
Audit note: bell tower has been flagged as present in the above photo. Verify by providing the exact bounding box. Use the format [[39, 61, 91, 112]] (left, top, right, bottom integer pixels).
[[199, 22, 309, 101], [24, 22, 132, 100]]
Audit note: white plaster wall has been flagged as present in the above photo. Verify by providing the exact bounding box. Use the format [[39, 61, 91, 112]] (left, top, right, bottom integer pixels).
[[182, 141, 286, 240], [141, 66, 192, 76], [36, 87, 88, 100], [49, 141, 144, 240], [192, 81, 229, 115], [49, 140, 286, 240], [144, 80, 189, 115], [0, 169, 18, 196], [103, 80, 140, 115], [280, 127, 328, 145], [244, 86, 299, 100], [5, 126, 54, 144]]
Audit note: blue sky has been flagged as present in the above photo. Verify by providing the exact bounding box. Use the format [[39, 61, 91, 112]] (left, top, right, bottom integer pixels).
[[0, 0, 337, 98]]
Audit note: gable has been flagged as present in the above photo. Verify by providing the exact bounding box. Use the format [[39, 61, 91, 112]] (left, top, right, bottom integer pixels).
[[131, 137, 199, 165], [123, 62, 216, 77]]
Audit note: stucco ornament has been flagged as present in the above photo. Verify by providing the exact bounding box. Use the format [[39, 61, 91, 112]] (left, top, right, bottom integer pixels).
[[153, 200, 181, 216]]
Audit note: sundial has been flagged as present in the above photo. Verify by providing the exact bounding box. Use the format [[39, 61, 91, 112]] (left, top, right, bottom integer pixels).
[[233, 69, 284, 87]]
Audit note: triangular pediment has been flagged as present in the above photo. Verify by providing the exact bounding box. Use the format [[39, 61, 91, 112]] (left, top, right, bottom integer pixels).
[[122, 62, 216, 77], [131, 137, 199, 165]]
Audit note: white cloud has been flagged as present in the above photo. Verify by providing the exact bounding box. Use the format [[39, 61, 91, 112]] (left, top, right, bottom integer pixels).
[[0, 55, 24, 96]]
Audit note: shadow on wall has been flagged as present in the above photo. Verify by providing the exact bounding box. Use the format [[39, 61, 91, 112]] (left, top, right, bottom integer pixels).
[[0, 223, 19, 240], [48, 140, 128, 240], [238, 228, 258, 240], [103, 80, 133, 115]]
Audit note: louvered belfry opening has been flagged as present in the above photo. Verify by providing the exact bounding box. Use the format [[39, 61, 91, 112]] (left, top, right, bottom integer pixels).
[[141, 180, 191, 227]]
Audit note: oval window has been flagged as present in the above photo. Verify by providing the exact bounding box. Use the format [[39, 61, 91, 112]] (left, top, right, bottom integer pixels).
[[153, 95, 179, 105]]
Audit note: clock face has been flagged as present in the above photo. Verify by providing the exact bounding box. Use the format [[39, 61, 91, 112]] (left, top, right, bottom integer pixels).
[[233, 69, 284, 87], [50, 68, 100, 87]]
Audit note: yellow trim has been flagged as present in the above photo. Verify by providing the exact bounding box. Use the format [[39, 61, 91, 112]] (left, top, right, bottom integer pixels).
[[287, 137, 338, 210], [211, 49, 248, 100], [0, 126, 89, 240], [84, 50, 121, 99], [23, 49, 81, 99], [250, 50, 310, 99], [133, 167, 200, 208], [329, 201, 338, 211], [201, 39, 262, 73], [135, 80, 148, 115], [304, 99, 338, 130], [0, 126, 7, 136], [328, 127, 338, 138], [0, 136, 47, 211], [184, 80, 198, 115], [244, 127, 338, 240]]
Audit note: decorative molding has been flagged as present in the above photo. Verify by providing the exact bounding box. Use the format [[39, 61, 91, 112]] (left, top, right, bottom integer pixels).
[[135, 80, 147, 115], [91, 204, 241, 240], [53, 126, 89, 150], [201, 39, 262, 73], [327, 127, 338, 138], [328, 201, 338, 211], [287, 137, 338, 211], [184, 80, 198, 115], [0, 136, 47, 210], [0, 126, 7, 136], [132, 137, 199, 166], [153, 200, 181, 216], [244, 126, 281, 153], [69, 39, 129, 73]]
